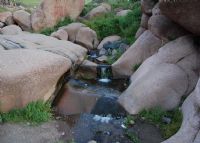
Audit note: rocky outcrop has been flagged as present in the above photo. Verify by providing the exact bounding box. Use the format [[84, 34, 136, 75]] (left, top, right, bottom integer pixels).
[[31, 0, 85, 31], [118, 36, 200, 114], [159, 0, 200, 35], [0, 32, 87, 112]]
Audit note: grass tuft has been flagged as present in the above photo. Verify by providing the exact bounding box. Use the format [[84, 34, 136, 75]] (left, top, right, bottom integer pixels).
[[139, 108, 182, 139], [40, 18, 73, 36], [0, 101, 52, 124]]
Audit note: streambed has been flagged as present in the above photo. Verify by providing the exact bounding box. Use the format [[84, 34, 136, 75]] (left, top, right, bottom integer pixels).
[[52, 77, 164, 143]]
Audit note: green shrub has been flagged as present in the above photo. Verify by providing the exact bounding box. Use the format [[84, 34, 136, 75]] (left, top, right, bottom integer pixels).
[[0, 101, 52, 124], [40, 18, 73, 36]]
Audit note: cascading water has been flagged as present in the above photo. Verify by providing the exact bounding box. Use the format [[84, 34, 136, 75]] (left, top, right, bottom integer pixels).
[[97, 65, 112, 83]]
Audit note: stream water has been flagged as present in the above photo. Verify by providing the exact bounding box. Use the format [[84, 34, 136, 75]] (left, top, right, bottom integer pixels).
[[52, 77, 164, 143], [51, 49, 163, 143]]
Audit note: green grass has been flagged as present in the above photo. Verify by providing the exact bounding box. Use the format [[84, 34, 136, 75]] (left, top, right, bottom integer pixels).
[[15, 0, 40, 7], [0, 101, 52, 125], [139, 108, 182, 139], [0, 6, 8, 12], [83, 2, 141, 44], [40, 18, 73, 36]]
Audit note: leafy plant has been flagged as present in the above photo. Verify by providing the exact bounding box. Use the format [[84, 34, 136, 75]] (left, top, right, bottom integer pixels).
[[0, 101, 52, 124]]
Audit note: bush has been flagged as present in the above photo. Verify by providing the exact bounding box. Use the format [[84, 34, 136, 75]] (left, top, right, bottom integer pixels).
[[0, 101, 52, 124]]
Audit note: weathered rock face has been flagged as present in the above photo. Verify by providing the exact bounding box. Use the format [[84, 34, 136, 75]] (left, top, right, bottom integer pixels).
[[0, 49, 71, 112], [112, 30, 162, 78], [141, 0, 158, 15], [0, 25, 22, 35], [59, 23, 99, 50], [51, 29, 68, 41], [60, 22, 86, 42], [159, 0, 200, 35], [162, 79, 200, 143], [13, 10, 32, 31], [85, 3, 111, 19], [76, 27, 99, 50], [148, 14, 187, 42], [118, 36, 200, 114], [0, 32, 87, 112], [0, 11, 14, 25], [31, 0, 85, 31]]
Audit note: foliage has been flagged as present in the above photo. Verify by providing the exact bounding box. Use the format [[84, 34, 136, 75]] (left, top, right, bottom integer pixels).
[[125, 131, 140, 143], [40, 18, 73, 36], [0, 101, 52, 124], [83, 2, 141, 44], [139, 108, 183, 139], [124, 115, 135, 127]]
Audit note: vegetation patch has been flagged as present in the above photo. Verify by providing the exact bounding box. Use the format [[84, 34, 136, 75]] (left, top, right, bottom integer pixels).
[[0, 101, 52, 124], [139, 108, 182, 139], [40, 18, 73, 36], [83, 1, 141, 44], [0, 6, 8, 12], [125, 131, 140, 143]]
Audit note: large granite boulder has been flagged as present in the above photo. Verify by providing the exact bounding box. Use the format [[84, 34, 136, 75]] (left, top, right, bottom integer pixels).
[[13, 10, 32, 31], [118, 36, 200, 114], [31, 0, 85, 31], [60, 22, 86, 42], [76, 27, 99, 50], [0, 32, 87, 112], [85, 3, 111, 19], [112, 30, 162, 78], [159, 0, 200, 35]]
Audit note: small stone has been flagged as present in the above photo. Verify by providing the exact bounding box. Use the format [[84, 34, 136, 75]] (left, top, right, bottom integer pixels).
[[61, 132, 65, 136], [162, 116, 172, 124], [88, 140, 97, 143]]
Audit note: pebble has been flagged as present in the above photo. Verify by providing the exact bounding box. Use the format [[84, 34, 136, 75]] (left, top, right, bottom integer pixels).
[[88, 140, 97, 143]]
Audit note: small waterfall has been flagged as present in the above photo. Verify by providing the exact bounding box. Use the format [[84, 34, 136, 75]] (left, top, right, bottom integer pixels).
[[97, 65, 112, 83]]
